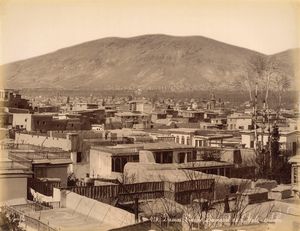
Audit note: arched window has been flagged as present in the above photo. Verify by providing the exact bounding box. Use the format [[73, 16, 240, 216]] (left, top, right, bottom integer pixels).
[[114, 157, 121, 172]]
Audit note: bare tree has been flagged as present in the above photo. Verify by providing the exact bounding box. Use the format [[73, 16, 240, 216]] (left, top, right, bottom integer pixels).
[[270, 68, 291, 117]]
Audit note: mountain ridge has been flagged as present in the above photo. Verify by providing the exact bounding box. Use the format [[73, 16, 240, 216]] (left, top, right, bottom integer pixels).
[[2, 34, 298, 91]]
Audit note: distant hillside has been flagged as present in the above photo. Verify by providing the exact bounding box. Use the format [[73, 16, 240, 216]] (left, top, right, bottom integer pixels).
[[2, 34, 298, 91]]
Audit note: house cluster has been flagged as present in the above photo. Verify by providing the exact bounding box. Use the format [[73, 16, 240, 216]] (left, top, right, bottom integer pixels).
[[1, 89, 300, 231]]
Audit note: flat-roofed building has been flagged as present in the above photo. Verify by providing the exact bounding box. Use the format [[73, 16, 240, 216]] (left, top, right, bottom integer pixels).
[[0, 89, 31, 109], [227, 114, 253, 130], [193, 133, 234, 148], [90, 144, 142, 178], [89, 142, 196, 179], [12, 113, 91, 132], [143, 142, 196, 164], [151, 111, 167, 122], [164, 128, 199, 146], [115, 111, 151, 129], [72, 102, 99, 111], [0, 152, 32, 202], [288, 152, 300, 197], [177, 110, 205, 123], [33, 105, 60, 113], [129, 100, 153, 113], [8, 146, 72, 187], [241, 130, 299, 155]]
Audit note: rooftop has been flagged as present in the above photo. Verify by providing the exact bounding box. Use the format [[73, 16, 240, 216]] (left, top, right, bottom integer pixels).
[[115, 111, 149, 117], [177, 160, 234, 169], [161, 128, 199, 134], [241, 129, 299, 135], [91, 144, 143, 155], [194, 134, 233, 140], [143, 142, 194, 150], [288, 154, 300, 163], [28, 208, 114, 231], [91, 142, 194, 155], [8, 148, 72, 164], [0, 151, 32, 175]]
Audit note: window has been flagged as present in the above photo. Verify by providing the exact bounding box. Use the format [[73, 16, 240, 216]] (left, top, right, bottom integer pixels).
[[155, 151, 173, 163], [250, 141, 254, 148], [293, 142, 297, 155], [181, 136, 185, 144], [176, 136, 179, 143], [162, 151, 173, 163], [178, 152, 185, 163], [77, 152, 82, 163], [186, 137, 190, 145], [187, 152, 196, 162], [132, 155, 139, 162], [113, 157, 121, 172], [154, 152, 162, 163], [112, 156, 128, 172], [198, 140, 203, 147], [207, 169, 218, 174]]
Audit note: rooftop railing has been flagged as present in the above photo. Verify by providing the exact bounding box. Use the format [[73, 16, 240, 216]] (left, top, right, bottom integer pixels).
[[9, 150, 70, 160]]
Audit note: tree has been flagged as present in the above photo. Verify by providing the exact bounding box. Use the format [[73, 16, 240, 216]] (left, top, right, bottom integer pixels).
[[67, 172, 79, 186], [235, 55, 292, 182], [0, 209, 25, 231], [235, 55, 290, 109], [270, 69, 291, 117]]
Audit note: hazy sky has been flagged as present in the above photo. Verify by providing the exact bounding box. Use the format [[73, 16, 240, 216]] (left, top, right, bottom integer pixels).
[[0, 0, 299, 64]]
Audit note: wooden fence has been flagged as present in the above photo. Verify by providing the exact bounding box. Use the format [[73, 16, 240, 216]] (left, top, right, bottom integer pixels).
[[65, 182, 165, 203], [28, 178, 61, 197], [64, 179, 214, 205], [67, 184, 119, 199], [174, 179, 214, 192], [119, 182, 165, 203]]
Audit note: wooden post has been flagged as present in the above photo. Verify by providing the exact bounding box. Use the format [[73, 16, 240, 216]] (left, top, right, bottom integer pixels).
[[134, 197, 139, 223]]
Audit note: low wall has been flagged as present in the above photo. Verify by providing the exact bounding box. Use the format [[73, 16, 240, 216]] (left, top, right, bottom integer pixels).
[[64, 190, 136, 227], [15, 133, 72, 151], [246, 191, 268, 204], [0, 177, 28, 202], [254, 180, 278, 191]]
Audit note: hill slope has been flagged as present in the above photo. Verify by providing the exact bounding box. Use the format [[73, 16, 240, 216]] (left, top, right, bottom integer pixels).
[[2, 34, 297, 91]]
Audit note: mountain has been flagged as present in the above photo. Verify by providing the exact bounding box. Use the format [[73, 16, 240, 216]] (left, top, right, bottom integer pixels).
[[2, 34, 298, 91]]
